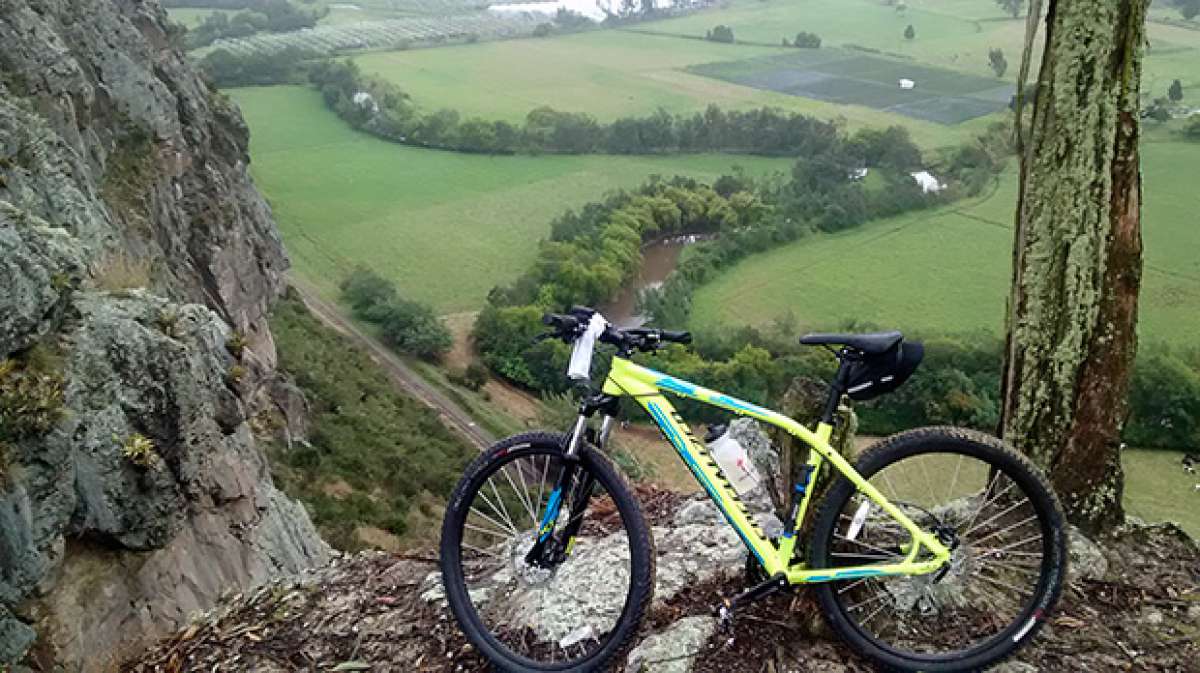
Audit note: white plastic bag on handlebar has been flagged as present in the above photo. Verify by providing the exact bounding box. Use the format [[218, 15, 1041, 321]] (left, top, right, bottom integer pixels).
[[567, 313, 607, 381]]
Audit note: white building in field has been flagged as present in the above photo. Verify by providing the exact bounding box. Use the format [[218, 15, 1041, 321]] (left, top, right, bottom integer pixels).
[[352, 91, 378, 114], [910, 171, 944, 193]]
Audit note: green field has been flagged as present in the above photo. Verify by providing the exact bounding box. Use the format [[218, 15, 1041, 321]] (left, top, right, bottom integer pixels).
[[351, 0, 1200, 153], [690, 132, 1200, 347], [642, 0, 1200, 99], [688, 48, 1009, 125], [232, 85, 791, 312], [1124, 449, 1200, 539], [353, 29, 978, 150], [166, 7, 234, 27]]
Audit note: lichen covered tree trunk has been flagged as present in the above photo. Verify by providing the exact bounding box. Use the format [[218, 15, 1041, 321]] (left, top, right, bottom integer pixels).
[[1001, 0, 1147, 533]]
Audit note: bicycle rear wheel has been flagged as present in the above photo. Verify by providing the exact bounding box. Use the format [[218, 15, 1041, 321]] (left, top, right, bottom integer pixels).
[[809, 427, 1066, 672], [440, 432, 654, 672]]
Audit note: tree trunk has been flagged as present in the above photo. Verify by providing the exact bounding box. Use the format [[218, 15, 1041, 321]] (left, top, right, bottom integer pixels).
[[1001, 0, 1147, 534]]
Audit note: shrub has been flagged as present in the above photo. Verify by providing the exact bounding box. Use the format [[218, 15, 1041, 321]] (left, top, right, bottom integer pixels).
[[1125, 352, 1200, 450], [340, 265, 398, 313], [464, 363, 489, 390], [706, 25, 735, 43], [0, 352, 66, 442], [269, 292, 473, 550], [226, 331, 247, 359], [793, 31, 821, 48], [120, 433, 160, 469], [339, 267, 452, 359]]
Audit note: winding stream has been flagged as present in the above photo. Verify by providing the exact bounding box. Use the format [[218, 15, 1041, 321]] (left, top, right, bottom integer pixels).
[[603, 236, 705, 328]]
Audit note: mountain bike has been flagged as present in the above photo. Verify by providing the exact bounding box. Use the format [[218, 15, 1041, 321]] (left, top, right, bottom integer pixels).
[[440, 306, 1066, 672]]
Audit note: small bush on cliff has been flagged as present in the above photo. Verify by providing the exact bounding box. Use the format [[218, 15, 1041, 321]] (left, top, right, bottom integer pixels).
[[120, 433, 160, 469], [0, 349, 66, 443]]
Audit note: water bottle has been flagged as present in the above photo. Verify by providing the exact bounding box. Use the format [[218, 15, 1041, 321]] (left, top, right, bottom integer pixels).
[[704, 424, 762, 496]]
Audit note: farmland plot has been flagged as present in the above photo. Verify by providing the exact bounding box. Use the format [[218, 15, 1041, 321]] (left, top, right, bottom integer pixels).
[[205, 12, 542, 57], [689, 48, 1011, 125]]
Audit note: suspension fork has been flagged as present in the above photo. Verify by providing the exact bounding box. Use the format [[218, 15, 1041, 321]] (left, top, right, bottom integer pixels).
[[525, 404, 618, 566]]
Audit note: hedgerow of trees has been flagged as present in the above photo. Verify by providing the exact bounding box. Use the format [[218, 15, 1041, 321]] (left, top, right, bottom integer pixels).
[[180, 0, 324, 49], [200, 45, 314, 86], [305, 59, 871, 157], [341, 267, 453, 359], [1186, 116, 1200, 140]]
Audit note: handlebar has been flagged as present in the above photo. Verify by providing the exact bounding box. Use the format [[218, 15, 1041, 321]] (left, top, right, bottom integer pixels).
[[538, 308, 692, 354]]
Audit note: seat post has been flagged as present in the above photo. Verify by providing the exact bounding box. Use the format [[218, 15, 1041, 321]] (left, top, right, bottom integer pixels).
[[821, 354, 853, 425]]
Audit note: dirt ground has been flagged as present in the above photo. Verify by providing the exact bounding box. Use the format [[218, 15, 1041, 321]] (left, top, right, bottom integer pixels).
[[125, 489, 1198, 673]]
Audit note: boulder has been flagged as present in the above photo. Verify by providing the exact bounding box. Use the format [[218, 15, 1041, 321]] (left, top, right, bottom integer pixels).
[[625, 615, 716, 673], [1067, 525, 1108, 582]]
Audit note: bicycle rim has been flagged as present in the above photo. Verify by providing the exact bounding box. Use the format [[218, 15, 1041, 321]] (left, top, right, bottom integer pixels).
[[814, 439, 1060, 664], [446, 445, 638, 668]]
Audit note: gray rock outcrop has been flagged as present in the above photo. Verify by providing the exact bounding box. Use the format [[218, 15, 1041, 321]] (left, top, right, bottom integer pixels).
[[624, 615, 716, 673], [0, 1, 326, 668]]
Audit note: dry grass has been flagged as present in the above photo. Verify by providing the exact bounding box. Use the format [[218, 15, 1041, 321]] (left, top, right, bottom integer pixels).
[[93, 253, 152, 292]]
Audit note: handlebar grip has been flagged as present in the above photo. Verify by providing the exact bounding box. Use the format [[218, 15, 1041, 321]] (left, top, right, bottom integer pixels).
[[661, 330, 692, 345], [542, 313, 579, 331]]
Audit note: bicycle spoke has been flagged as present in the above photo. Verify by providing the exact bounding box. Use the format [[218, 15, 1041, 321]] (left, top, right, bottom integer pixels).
[[451, 447, 636, 668], [946, 453, 965, 505], [835, 534, 904, 560], [821, 444, 1061, 662], [499, 462, 537, 529], [971, 569, 1032, 597], [962, 497, 1034, 540], [470, 506, 518, 538], [486, 478, 518, 536], [465, 520, 513, 540], [968, 513, 1040, 548]]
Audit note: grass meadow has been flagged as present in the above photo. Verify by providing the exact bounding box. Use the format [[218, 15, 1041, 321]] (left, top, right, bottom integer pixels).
[[231, 85, 792, 312], [642, 0, 1200, 98], [353, 29, 980, 150], [1124, 449, 1200, 539], [690, 127, 1200, 347]]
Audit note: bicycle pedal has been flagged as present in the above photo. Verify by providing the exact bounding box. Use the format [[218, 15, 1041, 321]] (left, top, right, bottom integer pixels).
[[714, 572, 789, 634], [716, 601, 735, 633]]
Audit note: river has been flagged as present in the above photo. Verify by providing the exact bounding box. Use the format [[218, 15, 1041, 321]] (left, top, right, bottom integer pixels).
[[602, 237, 700, 328]]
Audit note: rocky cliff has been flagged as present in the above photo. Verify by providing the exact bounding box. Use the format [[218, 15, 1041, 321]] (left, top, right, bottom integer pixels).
[[0, 1, 328, 668]]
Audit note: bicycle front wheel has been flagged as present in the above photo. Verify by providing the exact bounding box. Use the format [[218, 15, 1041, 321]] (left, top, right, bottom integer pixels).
[[440, 432, 655, 672], [809, 427, 1066, 672]]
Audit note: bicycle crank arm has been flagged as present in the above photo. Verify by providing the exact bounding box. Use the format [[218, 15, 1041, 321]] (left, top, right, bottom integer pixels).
[[717, 572, 791, 632]]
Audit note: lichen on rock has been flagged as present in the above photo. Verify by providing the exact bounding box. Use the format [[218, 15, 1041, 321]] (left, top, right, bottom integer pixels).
[[0, 0, 326, 668]]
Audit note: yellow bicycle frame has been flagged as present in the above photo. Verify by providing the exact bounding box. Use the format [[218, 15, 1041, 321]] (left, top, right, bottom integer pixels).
[[600, 356, 951, 584]]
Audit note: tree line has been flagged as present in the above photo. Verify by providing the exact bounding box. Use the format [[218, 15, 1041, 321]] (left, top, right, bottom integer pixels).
[[306, 59, 865, 156], [183, 0, 324, 49]]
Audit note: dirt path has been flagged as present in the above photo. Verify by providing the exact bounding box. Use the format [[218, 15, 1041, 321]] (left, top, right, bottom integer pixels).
[[288, 276, 494, 450]]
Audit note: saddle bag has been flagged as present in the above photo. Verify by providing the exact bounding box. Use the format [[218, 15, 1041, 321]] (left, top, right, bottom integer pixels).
[[844, 340, 924, 401]]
